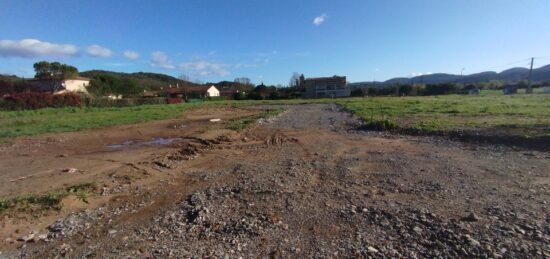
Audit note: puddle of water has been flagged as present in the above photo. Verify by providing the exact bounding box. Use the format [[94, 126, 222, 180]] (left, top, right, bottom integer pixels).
[[106, 140, 134, 149], [171, 124, 187, 129], [142, 137, 182, 145], [107, 137, 182, 149]]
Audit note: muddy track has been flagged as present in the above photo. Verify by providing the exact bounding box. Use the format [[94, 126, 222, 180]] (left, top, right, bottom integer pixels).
[[5, 104, 550, 258]]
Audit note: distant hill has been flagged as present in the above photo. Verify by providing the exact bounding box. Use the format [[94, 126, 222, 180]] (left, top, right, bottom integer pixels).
[[350, 64, 550, 87], [80, 70, 200, 91]]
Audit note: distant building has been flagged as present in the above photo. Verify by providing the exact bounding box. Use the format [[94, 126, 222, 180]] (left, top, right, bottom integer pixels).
[[303, 75, 349, 98], [502, 85, 517, 95], [463, 84, 480, 95], [206, 85, 220, 97], [541, 86, 550, 93], [165, 85, 220, 100], [216, 85, 240, 99], [27, 77, 90, 94]]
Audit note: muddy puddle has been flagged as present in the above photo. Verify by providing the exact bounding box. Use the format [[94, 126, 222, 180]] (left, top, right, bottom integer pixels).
[[107, 137, 183, 149]]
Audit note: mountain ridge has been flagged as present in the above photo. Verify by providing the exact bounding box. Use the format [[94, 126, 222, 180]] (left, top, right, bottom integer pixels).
[[349, 64, 550, 87]]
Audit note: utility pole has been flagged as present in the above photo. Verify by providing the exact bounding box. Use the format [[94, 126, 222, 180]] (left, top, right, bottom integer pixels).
[[526, 57, 534, 94]]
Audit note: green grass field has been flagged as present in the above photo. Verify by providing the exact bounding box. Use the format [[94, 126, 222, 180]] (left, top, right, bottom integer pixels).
[[0, 103, 201, 138], [0, 99, 328, 138], [1, 90, 549, 139], [337, 91, 550, 138]]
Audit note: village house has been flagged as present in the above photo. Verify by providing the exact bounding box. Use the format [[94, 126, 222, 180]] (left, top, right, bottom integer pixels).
[[165, 85, 221, 100], [206, 85, 220, 97], [303, 75, 350, 98], [27, 77, 90, 94]]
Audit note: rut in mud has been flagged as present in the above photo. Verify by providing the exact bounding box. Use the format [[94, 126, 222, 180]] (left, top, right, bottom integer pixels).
[[7, 105, 550, 258]]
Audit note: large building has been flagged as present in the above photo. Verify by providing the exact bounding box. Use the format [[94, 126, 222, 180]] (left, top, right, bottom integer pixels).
[[303, 75, 349, 98], [28, 77, 90, 94]]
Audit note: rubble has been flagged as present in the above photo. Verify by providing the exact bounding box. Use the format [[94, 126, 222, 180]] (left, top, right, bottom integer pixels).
[[14, 105, 550, 258]]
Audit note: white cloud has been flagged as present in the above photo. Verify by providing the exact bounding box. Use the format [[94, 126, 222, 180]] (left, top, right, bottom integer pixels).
[[313, 14, 327, 26], [178, 60, 230, 77], [0, 39, 78, 58], [411, 72, 433, 77], [123, 50, 139, 60], [85, 45, 113, 57], [150, 51, 175, 69]]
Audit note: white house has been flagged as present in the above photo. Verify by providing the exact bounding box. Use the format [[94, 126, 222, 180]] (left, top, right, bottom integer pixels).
[[28, 77, 90, 94], [60, 78, 90, 94], [206, 85, 220, 97]]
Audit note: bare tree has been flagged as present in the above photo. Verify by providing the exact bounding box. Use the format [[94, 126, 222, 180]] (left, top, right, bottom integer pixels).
[[289, 72, 302, 88], [234, 77, 251, 85], [178, 74, 191, 82]]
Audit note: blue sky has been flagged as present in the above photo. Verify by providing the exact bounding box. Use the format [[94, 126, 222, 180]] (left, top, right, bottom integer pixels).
[[1, 0, 549, 85]]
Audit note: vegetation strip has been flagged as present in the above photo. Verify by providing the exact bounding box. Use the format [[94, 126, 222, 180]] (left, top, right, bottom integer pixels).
[[0, 183, 96, 213], [227, 108, 286, 131], [1, 91, 549, 140]]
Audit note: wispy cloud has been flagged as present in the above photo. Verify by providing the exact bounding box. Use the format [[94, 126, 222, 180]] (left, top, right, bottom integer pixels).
[[149, 51, 269, 78], [85, 45, 113, 57], [178, 60, 230, 77], [150, 51, 175, 69], [123, 50, 140, 60], [313, 14, 327, 26], [0, 39, 78, 58]]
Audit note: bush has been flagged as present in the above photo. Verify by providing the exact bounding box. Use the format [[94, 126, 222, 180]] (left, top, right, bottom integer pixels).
[[424, 84, 458, 95], [52, 93, 81, 107], [82, 97, 167, 107], [364, 119, 397, 130], [2, 92, 81, 110]]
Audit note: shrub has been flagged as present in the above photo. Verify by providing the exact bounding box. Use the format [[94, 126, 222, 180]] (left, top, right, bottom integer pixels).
[[2, 92, 81, 110], [52, 93, 81, 107], [424, 84, 458, 95], [364, 119, 397, 130], [82, 97, 166, 107]]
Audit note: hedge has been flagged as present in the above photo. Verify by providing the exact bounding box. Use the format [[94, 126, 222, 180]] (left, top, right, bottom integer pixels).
[[1, 92, 81, 110]]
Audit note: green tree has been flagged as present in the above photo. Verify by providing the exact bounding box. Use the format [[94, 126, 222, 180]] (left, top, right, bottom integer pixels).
[[33, 61, 78, 79], [398, 84, 413, 96]]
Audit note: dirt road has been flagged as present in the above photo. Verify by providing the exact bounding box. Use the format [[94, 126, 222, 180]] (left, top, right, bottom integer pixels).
[[3, 104, 549, 258]]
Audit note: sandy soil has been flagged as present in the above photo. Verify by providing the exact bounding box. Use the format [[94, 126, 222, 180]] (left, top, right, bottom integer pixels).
[[1, 104, 549, 258]]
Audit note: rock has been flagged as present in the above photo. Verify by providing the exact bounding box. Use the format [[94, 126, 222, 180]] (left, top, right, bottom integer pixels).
[[413, 226, 423, 234], [62, 167, 78, 174], [101, 187, 109, 196], [18, 233, 35, 243], [461, 212, 480, 222], [367, 246, 379, 253], [59, 243, 72, 255], [463, 234, 480, 246], [109, 229, 118, 235]]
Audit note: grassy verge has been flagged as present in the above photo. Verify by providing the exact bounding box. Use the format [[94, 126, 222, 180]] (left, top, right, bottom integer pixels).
[[336, 92, 550, 139], [0, 182, 96, 213], [0, 103, 203, 138], [1, 90, 549, 140], [227, 108, 286, 131], [0, 99, 329, 139]]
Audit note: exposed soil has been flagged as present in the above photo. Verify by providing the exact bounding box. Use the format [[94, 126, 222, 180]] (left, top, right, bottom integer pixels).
[[1, 104, 549, 258]]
